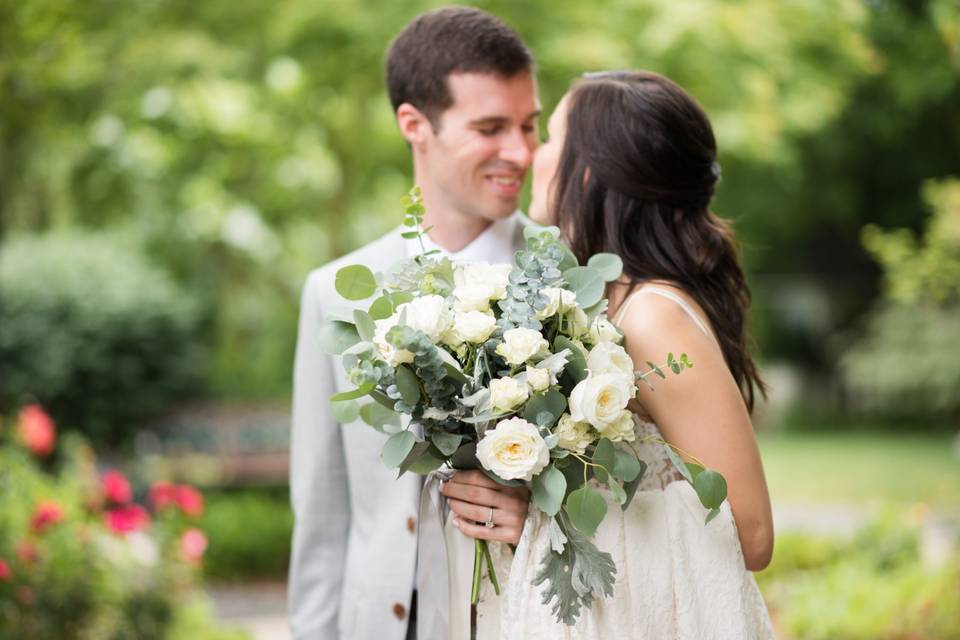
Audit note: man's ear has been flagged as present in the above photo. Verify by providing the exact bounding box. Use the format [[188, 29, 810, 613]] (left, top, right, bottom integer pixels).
[[396, 103, 432, 148]]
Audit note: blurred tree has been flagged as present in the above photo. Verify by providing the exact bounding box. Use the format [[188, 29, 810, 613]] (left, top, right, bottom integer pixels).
[[0, 0, 957, 397]]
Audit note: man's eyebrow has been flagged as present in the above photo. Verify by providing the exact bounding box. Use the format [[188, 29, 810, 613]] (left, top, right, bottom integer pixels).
[[467, 111, 541, 127]]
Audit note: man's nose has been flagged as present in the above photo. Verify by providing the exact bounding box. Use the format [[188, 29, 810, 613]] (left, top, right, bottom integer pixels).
[[499, 128, 535, 168]]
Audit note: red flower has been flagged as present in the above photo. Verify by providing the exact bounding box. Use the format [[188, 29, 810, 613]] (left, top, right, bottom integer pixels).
[[174, 485, 204, 518], [18, 405, 55, 457], [105, 504, 151, 534], [101, 470, 133, 505], [179, 527, 208, 566], [0, 558, 11, 581], [16, 542, 38, 565], [30, 500, 64, 534], [148, 481, 177, 510]]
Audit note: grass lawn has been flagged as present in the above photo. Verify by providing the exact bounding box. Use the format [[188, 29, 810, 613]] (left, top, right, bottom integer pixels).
[[758, 430, 960, 507]]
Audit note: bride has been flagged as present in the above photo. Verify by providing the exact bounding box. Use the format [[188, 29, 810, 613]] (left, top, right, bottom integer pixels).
[[442, 70, 776, 639]]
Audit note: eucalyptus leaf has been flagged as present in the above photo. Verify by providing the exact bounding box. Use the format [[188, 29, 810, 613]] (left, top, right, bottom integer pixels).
[[431, 431, 463, 456], [693, 469, 727, 510], [591, 438, 616, 483], [335, 265, 377, 300], [405, 447, 445, 475], [330, 382, 374, 402], [563, 266, 605, 308], [395, 365, 421, 405], [705, 507, 721, 525], [612, 449, 644, 482], [368, 292, 413, 320], [360, 402, 401, 428], [382, 430, 417, 468], [317, 319, 360, 354], [522, 389, 567, 428], [554, 336, 587, 383], [352, 309, 376, 341], [607, 479, 627, 505], [664, 444, 694, 483], [587, 253, 623, 282], [532, 466, 566, 516], [397, 441, 432, 476], [369, 389, 397, 411], [564, 486, 607, 537], [621, 472, 644, 511], [330, 399, 360, 423]]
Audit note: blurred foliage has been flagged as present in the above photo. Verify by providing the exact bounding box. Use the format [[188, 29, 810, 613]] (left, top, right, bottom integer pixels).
[[199, 489, 292, 581], [0, 231, 207, 445], [0, 0, 958, 396], [758, 513, 960, 640], [840, 179, 960, 419], [0, 422, 234, 640]]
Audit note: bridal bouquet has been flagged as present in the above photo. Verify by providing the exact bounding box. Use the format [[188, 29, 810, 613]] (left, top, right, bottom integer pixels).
[[321, 188, 729, 625]]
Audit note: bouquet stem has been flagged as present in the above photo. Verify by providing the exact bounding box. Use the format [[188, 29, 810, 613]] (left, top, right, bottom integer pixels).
[[470, 539, 501, 604]]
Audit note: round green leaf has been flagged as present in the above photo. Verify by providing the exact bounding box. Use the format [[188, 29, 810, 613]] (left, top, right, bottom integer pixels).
[[532, 466, 567, 516], [395, 365, 421, 405], [330, 382, 375, 402], [612, 449, 644, 482], [608, 480, 627, 505], [331, 399, 360, 423], [335, 265, 377, 301], [369, 292, 413, 320], [694, 469, 728, 510], [430, 431, 463, 456], [587, 253, 624, 282], [563, 266, 605, 308], [522, 389, 567, 428], [382, 430, 417, 468], [564, 486, 607, 537], [317, 319, 360, 354], [554, 336, 587, 383], [353, 309, 376, 341], [591, 438, 615, 483], [360, 402, 401, 429]]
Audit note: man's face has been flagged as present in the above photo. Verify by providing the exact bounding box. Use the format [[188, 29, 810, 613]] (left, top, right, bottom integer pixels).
[[422, 72, 540, 222]]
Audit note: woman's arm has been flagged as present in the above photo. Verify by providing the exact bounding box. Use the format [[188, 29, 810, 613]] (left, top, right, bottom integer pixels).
[[618, 293, 774, 571]]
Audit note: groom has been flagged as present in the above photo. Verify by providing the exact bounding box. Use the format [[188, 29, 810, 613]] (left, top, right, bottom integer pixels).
[[288, 7, 541, 640]]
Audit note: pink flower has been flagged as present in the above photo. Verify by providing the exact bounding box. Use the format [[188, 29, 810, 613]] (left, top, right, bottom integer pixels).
[[18, 405, 55, 457], [0, 558, 11, 581], [179, 527, 208, 566], [16, 542, 38, 565], [149, 481, 177, 510], [30, 500, 64, 534], [104, 504, 150, 534], [174, 485, 204, 518], [101, 470, 133, 505]]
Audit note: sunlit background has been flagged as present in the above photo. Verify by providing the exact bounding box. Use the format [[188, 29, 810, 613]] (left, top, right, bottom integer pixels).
[[1, 1, 958, 638]]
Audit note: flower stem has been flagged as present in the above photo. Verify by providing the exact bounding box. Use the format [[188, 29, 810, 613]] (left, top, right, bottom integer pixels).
[[471, 539, 483, 604], [481, 539, 501, 595]]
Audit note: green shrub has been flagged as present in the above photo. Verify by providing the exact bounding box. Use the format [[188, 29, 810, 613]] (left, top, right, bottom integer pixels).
[[0, 231, 207, 445], [200, 489, 292, 581]]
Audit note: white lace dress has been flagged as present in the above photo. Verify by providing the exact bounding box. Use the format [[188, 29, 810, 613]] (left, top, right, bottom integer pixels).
[[474, 288, 776, 640]]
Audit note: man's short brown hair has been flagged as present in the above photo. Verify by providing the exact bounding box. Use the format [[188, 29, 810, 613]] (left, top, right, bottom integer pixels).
[[386, 7, 534, 125]]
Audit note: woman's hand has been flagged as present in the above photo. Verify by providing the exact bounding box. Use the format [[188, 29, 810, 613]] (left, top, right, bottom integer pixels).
[[440, 469, 530, 544]]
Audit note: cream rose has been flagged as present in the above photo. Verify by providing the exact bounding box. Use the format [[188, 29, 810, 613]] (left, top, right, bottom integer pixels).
[[536, 287, 578, 320], [452, 262, 514, 311], [525, 366, 551, 392], [452, 310, 497, 344], [587, 341, 636, 384], [489, 376, 530, 413], [373, 313, 415, 367], [495, 327, 549, 366], [397, 294, 451, 343], [589, 316, 622, 345], [476, 417, 550, 481], [554, 413, 596, 455], [568, 373, 633, 428], [597, 409, 637, 443]]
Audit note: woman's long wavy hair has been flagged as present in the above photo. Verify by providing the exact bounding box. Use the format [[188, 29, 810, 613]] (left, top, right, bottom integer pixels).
[[554, 70, 766, 412]]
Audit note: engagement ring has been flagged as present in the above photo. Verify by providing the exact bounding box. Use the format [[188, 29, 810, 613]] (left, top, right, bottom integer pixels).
[[485, 507, 495, 528]]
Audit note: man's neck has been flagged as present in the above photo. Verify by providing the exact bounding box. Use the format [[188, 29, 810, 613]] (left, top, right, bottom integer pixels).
[[416, 183, 493, 254]]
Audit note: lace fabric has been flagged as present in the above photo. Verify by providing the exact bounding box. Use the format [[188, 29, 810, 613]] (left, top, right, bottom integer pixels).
[[474, 415, 776, 640]]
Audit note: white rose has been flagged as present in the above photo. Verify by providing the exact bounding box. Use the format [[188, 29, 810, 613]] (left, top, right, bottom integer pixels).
[[453, 262, 514, 310], [525, 366, 551, 392], [589, 316, 622, 345], [373, 313, 415, 367], [536, 287, 578, 320], [489, 376, 530, 413], [397, 294, 451, 343], [554, 413, 596, 455], [452, 310, 497, 344], [452, 283, 494, 312], [476, 417, 550, 481], [597, 409, 637, 443], [587, 341, 636, 384], [568, 373, 633, 428], [495, 327, 549, 366]]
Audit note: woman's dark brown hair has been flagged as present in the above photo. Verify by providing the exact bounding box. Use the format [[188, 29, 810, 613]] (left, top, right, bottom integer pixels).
[[554, 70, 766, 412]]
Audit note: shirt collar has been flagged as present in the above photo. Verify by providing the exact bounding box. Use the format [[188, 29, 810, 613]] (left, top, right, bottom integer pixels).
[[404, 212, 521, 265]]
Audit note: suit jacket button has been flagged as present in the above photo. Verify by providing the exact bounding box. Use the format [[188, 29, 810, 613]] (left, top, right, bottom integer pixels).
[[393, 603, 407, 620], [406, 516, 416, 533]]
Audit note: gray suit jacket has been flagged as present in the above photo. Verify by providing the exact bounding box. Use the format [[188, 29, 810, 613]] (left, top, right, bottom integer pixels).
[[289, 220, 529, 640]]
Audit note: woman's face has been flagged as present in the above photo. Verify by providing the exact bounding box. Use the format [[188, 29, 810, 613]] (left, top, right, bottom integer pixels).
[[529, 92, 570, 225]]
